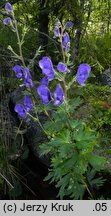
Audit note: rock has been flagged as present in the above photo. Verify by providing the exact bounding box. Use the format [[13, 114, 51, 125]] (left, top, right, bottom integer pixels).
[[9, 88, 50, 167], [100, 68, 111, 86], [0, 94, 23, 161]]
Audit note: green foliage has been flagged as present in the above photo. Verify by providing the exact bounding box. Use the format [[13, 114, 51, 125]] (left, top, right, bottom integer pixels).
[[83, 84, 111, 142], [87, 168, 106, 189], [1, 0, 110, 200], [79, 32, 111, 71], [88, 155, 106, 171], [0, 26, 17, 50], [39, 100, 106, 199]]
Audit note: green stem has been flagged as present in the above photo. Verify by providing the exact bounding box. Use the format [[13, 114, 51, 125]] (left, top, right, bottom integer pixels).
[[82, 176, 96, 199], [14, 120, 23, 142], [0, 172, 14, 189], [60, 27, 65, 63], [8, 45, 21, 60], [67, 76, 76, 90], [12, 12, 26, 67], [27, 112, 48, 136], [59, 27, 72, 129]]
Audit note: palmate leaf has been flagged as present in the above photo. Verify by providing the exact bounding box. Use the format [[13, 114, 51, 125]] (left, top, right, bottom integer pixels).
[[58, 129, 71, 143], [44, 171, 55, 182], [39, 143, 53, 156], [90, 176, 106, 188], [43, 121, 56, 134], [63, 153, 78, 169], [73, 125, 97, 153], [56, 173, 72, 199], [58, 143, 72, 157], [43, 114, 67, 133], [73, 127, 96, 143], [70, 183, 85, 200], [76, 139, 97, 153], [70, 119, 82, 129], [44, 120, 65, 133], [68, 96, 83, 113], [39, 129, 71, 157], [88, 154, 106, 171], [57, 173, 85, 199], [87, 167, 106, 189], [74, 156, 88, 175], [52, 107, 67, 123]]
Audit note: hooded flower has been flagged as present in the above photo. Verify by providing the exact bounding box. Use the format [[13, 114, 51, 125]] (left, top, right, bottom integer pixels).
[[13, 65, 33, 87], [62, 32, 70, 52], [39, 57, 54, 81], [57, 62, 69, 73], [12, 65, 23, 78], [14, 95, 33, 119], [55, 18, 61, 26], [53, 18, 61, 38], [5, 2, 13, 14], [23, 68, 32, 79], [3, 17, 11, 25], [24, 95, 33, 112], [54, 84, 64, 106], [54, 26, 60, 38], [41, 76, 49, 86], [77, 63, 91, 86], [23, 68, 34, 88], [24, 79, 34, 88], [14, 104, 26, 119], [65, 21, 73, 29], [37, 84, 51, 106]]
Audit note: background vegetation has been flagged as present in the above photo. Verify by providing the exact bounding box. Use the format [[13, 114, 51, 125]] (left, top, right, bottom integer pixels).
[[0, 0, 111, 199]]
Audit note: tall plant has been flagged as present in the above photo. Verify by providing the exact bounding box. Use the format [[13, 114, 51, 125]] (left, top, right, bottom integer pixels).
[[3, 2, 106, 199]]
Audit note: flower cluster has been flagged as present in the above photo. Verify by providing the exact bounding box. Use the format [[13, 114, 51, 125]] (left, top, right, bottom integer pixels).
[[37, 56, 91, 105], [14, 95, 33, 119], [53, 18, 61, 38], [37, 56, 65, 106], [3, 2, 13, 25], [13, 65, 34, 88], [54, 18, 73, 52], [2, 5, 91, 118]]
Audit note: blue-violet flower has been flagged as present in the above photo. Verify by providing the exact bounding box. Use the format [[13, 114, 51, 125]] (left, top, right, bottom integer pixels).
[[24, 95, 33, 112], [54, 84, 64, 106], [62, 32, 70, 52], [65, 21, 73, 29], [41, 77, 49, 86], [57, 62, 69, 73], [5, 2, 13, 14], [3, 17, 11, 25], [37, 84, 51, 106], [54, 26, 60, 38], [23, 68, 34, 88], [55, 18, 61, 26], [23, 68, 32, 79], [12, 65, 23, 78], [77, 63, 91, 86], [39, 57, 54, 81], [14, 95, 33, 119], [14, 104, 26, 119]]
